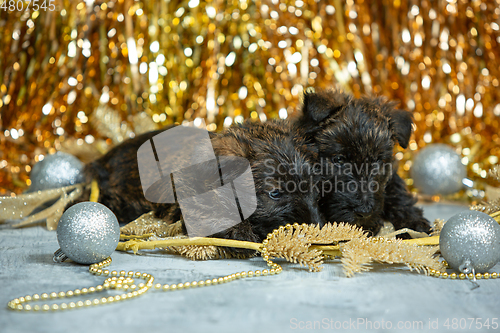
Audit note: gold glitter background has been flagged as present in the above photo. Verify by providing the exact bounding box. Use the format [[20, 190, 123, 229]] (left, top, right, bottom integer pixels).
[[1, 0, 499, 196]]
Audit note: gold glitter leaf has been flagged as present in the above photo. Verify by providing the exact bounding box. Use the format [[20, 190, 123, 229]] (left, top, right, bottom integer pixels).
[[340, 237, 444, 278]]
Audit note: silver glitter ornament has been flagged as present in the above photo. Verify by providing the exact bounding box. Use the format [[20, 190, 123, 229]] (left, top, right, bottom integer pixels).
[[29, 152, 84, 192], [53, 202, 120, 264], [440, 211, 500, 273], [411, 144, 466, 196]]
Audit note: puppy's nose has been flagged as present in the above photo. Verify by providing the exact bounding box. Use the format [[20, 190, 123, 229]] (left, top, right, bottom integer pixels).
[[354, 207, 372, 219], [355, 211, 372, 219]]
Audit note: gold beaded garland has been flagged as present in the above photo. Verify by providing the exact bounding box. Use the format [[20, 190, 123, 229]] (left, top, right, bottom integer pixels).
[[7, 233, 283, 312], [427, 260, 499, 280], [10, 223, 498, 312]]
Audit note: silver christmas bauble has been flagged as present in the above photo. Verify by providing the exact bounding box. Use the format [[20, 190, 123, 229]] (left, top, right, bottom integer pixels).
[[29, 152, 84, 192], [440, 211, 500, 273], [54, 202, 120, 264], [411, 144, 467, 196]]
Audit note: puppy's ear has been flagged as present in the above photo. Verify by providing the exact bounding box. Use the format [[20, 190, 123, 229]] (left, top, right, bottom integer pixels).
[[301, 90, 351, 123], [386, 108, 413, 149]]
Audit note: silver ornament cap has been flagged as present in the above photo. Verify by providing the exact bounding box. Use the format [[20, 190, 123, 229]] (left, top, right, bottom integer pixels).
[[411, 144, 466, 196], [440, 211, 500, 273], [29, 152, 84, 192], [54, 202, 120, 264]]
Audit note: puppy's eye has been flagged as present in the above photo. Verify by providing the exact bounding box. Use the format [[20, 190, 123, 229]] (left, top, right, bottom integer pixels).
[[268, 189, 282, 200], [331, 155, 345, 164]]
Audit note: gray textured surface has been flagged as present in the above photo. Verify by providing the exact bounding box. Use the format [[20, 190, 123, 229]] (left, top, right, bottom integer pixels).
[[1, 203, 500, 333]]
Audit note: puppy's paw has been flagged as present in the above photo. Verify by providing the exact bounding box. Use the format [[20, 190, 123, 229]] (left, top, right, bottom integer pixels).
[[407, 215, 432, 234], [391, 214, 431, 240]]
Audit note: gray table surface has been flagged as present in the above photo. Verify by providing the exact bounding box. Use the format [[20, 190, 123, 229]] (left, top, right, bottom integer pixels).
[[1, 203, 499, 333]]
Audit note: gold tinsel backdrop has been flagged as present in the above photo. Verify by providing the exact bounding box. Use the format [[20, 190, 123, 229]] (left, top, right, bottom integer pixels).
[[1, 0, 500, 196]]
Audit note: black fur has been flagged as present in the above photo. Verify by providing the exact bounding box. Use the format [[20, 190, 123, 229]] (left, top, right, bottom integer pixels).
[[69, 120, 325, 254], [294, 89, 430, 236]]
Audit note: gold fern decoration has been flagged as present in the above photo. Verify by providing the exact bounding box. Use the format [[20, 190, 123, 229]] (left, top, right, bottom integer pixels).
[[340, 237, 443, 277], [119, 212, 253, 260], [264, 222, 367, 272], [470, 199, 500, 216], [264, 225, 324, 272], [469, 165, 500, 218], [430, 218, 446, 236], [469, 165, 500, 221], [164, 241, 253, 260], [117, 217, 445, 277]]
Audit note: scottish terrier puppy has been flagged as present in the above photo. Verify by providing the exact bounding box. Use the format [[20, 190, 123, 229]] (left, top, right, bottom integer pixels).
[[72, 120, 325, 247], [294, 89, 430, 236]]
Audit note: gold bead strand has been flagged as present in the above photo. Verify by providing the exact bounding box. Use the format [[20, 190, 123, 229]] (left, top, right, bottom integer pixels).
[[154, 265, 278, 292], [152, 227, 284, 292], [427, 261, 499, 280], [8, 223, 290, 311], [7, 257, 154, 311], [260, 225, 284, 276]]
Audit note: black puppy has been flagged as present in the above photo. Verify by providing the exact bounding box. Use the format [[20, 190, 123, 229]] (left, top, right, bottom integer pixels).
[[295, 89, 430, 236], [72, 120, 325, 249]]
